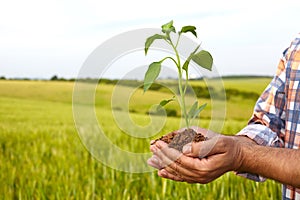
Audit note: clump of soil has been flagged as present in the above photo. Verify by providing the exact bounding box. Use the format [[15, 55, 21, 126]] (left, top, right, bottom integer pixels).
[[151, 129, 207, 152]]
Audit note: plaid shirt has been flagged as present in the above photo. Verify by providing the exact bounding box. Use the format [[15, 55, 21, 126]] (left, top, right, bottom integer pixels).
[[237, 33, 300, 200]]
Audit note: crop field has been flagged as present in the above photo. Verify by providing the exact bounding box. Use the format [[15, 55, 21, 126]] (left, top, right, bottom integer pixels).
[[0, 78, 281, 199]]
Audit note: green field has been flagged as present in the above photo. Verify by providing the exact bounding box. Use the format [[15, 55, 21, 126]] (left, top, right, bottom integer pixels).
[[0, 78, 281, 199]]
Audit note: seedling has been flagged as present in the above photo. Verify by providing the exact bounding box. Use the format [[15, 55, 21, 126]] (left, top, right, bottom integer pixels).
[[144, 20, 213, 129]]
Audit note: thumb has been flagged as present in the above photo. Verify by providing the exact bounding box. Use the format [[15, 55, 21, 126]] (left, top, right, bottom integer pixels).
[[183, 135, 221, 158]]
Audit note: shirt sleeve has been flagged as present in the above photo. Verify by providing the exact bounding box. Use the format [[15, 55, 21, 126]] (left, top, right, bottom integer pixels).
[[235, 48, 288, 181]]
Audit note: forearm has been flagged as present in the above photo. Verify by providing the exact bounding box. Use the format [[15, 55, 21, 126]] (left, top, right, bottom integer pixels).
[[236, 136, 300, 187]]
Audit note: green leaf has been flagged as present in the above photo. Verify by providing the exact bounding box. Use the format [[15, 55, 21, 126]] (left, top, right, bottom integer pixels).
[[188, 101, 198, 119], [182, 56, 192, 72], [159, 96, 175, 107], [192, 103, 207, 120], [188, 102, 207, 120], [182, 45, 201, 72], [180, 26, 197, 38], [143, 61, 162, 92], [191, 50, 213, 71], [145, 34, 166, 55], [161, 20, 176, 34]]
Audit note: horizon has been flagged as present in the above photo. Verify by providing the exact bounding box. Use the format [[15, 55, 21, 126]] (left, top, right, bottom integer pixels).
[[0, 74, 273, 81]]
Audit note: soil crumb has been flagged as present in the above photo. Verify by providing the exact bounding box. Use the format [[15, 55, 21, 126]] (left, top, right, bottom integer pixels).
[[151, 129, 207, 152]]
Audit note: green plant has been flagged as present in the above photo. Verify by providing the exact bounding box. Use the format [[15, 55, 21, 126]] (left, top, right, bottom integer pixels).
[[143, 20, 213, 128]]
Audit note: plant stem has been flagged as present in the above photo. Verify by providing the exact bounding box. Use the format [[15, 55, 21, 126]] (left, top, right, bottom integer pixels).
[[183, 67, 190, 126], [175, 33, 181, 48], [183, 67, 189, 98], [160, 56, 178, 66], [178, 66, 190, 128], [170, 38, 189, 128]]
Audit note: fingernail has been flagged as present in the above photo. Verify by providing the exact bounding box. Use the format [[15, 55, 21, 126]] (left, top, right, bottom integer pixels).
[[156, 141, 165, 149], [160, 169, 168, 176], [182, 143, 192, 154], [150, 145, 158, 153], [150, 140, 156, 145], [151, 156, 159, 164]]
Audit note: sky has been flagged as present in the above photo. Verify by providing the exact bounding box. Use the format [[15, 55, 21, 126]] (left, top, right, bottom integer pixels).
[[0, 0, 300, 79]]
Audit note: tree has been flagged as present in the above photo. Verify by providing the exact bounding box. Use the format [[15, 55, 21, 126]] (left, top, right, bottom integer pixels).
[[50, 75, 58, 81]]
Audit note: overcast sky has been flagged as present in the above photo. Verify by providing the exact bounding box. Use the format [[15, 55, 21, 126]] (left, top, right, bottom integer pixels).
[[0, 0, 299, 79]]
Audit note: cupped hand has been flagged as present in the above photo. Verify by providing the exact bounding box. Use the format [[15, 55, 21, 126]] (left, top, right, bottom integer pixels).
[[148, 127, 251, 184], [147, 126, 217, 170]]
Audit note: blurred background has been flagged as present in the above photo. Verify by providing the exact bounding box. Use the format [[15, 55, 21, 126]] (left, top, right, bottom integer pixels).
[[1, 0, 299, 199]]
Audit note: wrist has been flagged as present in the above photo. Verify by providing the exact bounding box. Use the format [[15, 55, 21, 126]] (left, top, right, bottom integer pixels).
[[233, 135, 256, 172]]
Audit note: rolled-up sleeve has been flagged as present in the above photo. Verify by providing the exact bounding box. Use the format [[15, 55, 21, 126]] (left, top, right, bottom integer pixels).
[[237, 124, 282, 147], [235, 50, 287, 181]]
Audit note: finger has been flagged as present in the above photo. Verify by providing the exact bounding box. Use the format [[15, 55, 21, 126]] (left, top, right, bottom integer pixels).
[[163, 158, 199, 179], [151, 142, 177, 168], [162, 160, 222, 184], [155, 140, 182, 165], [158, 169, 184, 182], [147, 155, 163, 169], [183, 135, 224, 158], [150, 144, 160, 153], [155, 140, 212, 171], [165, 154, 217, 179], [159, 154, 224, 184], [160, 166, 203, 184]]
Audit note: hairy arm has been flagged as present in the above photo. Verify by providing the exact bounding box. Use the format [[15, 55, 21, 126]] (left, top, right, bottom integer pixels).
[[237, 135, 300, 188]]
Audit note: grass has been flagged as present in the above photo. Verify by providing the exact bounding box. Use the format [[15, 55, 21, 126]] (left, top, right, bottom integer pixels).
[[0, 78, 281, 199]]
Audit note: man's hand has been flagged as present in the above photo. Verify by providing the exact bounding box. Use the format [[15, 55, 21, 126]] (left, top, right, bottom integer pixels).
[[148, 127, 300, 187], [147, 127, 254, 183]]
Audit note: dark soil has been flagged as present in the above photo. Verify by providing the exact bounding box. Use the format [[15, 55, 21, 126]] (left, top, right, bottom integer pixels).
[[151, 128, 207, 152]]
